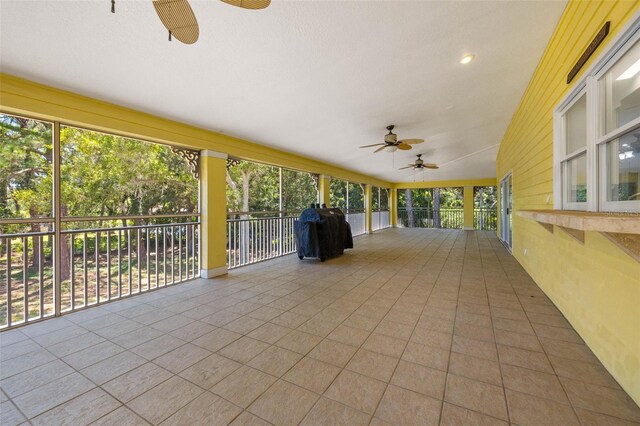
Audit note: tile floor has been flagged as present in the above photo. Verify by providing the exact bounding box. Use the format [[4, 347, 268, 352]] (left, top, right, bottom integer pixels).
[[1, 229, 639, 425]]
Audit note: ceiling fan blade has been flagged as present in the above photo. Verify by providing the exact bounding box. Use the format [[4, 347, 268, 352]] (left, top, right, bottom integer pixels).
[[425, 163, 439, 169], [374, 146, 387, 153], [398, 165, 414, 170], [153, 0, 199, 44], [397, 143, 412, 150], [220, 0, 270, 9], [359, 143, 385, 148], [399, 138, 424, 145]]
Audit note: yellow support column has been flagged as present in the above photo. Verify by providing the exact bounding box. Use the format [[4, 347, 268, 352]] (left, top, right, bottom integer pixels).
[[365, 184, 373, 234], [390, 188, 397, 227], [463, 186, 474, 230], [200, 150, 228, 278], [319, 175, 331, 207]]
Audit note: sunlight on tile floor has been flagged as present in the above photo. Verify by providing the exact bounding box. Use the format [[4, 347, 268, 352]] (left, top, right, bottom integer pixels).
[[1, 229, 639, 425]]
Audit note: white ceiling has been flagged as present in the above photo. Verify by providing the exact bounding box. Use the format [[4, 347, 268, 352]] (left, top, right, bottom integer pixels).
[[0, 0, 566, 183]]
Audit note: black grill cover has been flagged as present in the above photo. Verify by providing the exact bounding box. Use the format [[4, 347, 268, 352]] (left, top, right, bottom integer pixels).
[[295, 208, 353, 261]]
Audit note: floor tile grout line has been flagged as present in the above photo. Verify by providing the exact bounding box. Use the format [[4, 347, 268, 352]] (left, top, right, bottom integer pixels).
[[477, 230, 514, 424], [207, 247, 401, 424], [3, 229, 637, 425], [244, 247, 404, 424], [368, 229, 456, 425], [488, 232, 587, 424], [435, 230, 466, 426], [308, 230, 452, 424]]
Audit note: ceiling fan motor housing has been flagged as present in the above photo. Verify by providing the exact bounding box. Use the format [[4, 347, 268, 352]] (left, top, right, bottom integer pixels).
[[384, 132, 397, 143]]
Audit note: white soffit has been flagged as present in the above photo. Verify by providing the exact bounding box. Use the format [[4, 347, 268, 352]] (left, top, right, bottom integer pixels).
[[0, 0, 567, 182]]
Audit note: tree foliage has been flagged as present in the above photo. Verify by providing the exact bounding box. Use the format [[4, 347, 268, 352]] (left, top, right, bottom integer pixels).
[[0, 115, 53, 221], [226, 160, 319, 216], [329, 178, 365, 211], [397, 188, 468, 209], [1, 115, 199, 226], [60, 126, 198, 219], [474, 186, 498, 209]]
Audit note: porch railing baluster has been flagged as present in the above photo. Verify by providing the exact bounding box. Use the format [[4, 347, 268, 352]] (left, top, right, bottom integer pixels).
[[22, 237, 28, 323], [1, 217, 199, 329], [7, 238, 12, 327]]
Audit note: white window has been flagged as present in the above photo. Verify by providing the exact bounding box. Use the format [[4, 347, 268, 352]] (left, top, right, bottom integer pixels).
[[555, 16, 640, 212], [559, 92, 588, 210], [597, 38, 640, 211]]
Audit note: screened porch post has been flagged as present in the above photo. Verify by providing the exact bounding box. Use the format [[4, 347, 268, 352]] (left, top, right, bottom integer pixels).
[[318, 175, 331, 207], [365, 184, 373, 234], [463, 185, 474, 230], [390, 188, 398, 227], [200, 150, 228, 278]]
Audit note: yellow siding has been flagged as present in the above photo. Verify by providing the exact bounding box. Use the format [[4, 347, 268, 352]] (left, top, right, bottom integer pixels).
[[496, 0, 640, 404], [393, 178, 496, 189], [0, 74, 391, 188]]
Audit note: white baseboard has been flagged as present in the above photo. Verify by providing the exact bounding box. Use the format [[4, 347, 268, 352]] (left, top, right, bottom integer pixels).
[[463, 226, 474, 230], [200, 266, 228, 279]]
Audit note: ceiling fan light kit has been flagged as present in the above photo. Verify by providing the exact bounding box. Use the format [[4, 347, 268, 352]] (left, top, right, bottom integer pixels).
[[110, 0, 270, 45], [400, 154, 439, 171], [359, 124, 424, 154]]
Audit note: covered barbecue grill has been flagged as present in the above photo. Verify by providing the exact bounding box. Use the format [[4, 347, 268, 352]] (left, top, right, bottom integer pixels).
[[294, 207, 353, 261]]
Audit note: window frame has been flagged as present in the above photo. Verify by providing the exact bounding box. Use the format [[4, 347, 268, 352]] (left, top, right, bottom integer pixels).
[[556, 90, 589, 210], [554, 13, 640, 212]]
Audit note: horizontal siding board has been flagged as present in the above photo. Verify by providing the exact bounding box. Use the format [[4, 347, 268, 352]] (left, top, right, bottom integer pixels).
[[496, 0, 640, 407]]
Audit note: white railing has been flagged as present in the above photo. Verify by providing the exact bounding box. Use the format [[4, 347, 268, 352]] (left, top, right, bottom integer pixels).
[[227, 213, 298, 269], [227, 209, 366, 269], [380, 211, 390, 229], [346, 210, 366, 236], [372, 212, 380, 231], [0, 215, 200, 329], [371, 210, 391, 231], [0, 224, 55, 328], [398, 208, 464, 229]]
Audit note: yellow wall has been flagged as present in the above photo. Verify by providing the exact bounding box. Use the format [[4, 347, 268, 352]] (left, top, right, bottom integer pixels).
[[496, 1, 640, 404], [0, 74, 391, 188], [393, 178, 496, 189]]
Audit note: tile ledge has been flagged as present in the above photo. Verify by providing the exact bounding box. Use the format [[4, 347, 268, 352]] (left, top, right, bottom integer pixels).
[[517, 209, 640, 234], [518, 209, 640, 262]]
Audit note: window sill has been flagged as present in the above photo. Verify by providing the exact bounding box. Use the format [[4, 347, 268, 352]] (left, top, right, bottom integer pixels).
[[517, 209, 640, 262]]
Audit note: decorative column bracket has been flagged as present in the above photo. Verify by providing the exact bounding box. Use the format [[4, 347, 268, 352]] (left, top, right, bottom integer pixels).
[[226, 158, 241, 170], [172, 147, 200, 179], [309, 173, 319, 191]]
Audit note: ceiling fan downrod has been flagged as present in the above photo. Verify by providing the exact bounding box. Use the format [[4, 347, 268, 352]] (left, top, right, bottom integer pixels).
[[111, 0, 115, 13]]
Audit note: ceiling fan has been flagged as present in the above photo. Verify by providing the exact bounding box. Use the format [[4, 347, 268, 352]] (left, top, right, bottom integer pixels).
[[399, 154, 439, 170], [360, 125, 424, 153], [110, 0, 270, 45]]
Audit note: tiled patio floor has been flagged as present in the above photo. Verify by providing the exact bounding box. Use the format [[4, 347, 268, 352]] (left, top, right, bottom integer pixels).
[[1, 229, 639, 425]]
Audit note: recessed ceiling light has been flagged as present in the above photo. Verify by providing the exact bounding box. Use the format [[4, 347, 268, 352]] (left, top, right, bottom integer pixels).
[[460, 54, 474, 64]]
